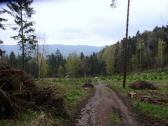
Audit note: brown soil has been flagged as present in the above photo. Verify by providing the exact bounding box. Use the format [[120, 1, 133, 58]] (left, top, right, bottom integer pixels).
[[74, 84, 137, 126]]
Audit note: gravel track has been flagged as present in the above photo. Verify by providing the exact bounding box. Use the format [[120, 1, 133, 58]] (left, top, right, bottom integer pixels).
[[75, 84, 137, 126]]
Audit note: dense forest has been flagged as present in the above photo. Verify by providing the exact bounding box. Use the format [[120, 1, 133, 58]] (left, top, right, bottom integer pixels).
[[1, 25, 168, 78], [99, 25, 168, 73]]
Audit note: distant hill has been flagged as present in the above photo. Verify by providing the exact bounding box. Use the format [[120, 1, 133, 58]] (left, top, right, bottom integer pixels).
[[1, 44, 104, 56]]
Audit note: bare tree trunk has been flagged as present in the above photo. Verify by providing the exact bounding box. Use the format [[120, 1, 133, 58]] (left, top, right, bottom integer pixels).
[[37, 42, 40, 79], [21, 0, 25, 70], [123, 0, 130, 88]]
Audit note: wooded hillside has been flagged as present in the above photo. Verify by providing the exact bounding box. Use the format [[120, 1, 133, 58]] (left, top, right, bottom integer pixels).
[[98, 25, 168, 74]]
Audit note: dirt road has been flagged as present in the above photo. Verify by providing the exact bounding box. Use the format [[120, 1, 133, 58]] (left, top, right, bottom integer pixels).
[[75, 84, 137, 126]]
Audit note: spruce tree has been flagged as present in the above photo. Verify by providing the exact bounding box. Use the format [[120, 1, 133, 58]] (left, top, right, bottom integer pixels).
[[0, 10, 7, 57], [5, 0, 37, 70]]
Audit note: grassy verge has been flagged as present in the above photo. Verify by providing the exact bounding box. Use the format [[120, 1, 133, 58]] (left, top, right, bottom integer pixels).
[[0, 78, 94, 126], [51, 78, 89, 116], [134, 101, 168, 119], [102, 72, 168, 124]]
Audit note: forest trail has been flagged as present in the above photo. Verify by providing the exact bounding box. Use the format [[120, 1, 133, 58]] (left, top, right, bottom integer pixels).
[[74, 84, 137, 126]]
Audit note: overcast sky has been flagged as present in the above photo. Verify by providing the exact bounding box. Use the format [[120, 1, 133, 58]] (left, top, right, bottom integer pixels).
[[1, 0, 168, 46]]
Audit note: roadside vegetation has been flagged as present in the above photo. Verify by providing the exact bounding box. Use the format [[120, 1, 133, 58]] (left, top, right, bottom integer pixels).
[[104, 71, 168, 125], [0, 64, 94, 126]]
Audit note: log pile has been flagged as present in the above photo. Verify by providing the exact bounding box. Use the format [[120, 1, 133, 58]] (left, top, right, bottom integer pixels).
[[0, 63, 68, 119], [128, 90, 168, 105], [137, 92, 168, 105]]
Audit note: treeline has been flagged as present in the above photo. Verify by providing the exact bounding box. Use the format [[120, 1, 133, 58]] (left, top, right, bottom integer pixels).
[[2, 25, 168, 78], [2, 50, 106, 78], [98, 25, 168, 74]]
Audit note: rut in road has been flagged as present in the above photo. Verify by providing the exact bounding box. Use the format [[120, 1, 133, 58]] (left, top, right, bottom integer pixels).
[[75, 84, 137, 126]]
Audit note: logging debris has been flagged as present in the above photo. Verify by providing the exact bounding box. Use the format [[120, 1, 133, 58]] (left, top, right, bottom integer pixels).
[[0, 63, 68, 119]]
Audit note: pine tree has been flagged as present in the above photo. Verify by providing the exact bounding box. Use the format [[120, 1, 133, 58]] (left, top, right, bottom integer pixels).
[[5, 0, 37, 70], [0, 10, 7, 31], [0, 9, 7, 57]]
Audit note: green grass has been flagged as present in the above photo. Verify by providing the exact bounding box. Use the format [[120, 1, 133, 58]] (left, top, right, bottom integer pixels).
[[51, 78, 91, 115], [35, 78, 93, 116], [103, 71, 168, 95], [102, 71, 168, 120], [110, 111, 122, 125], [134, 101, 168, 119]]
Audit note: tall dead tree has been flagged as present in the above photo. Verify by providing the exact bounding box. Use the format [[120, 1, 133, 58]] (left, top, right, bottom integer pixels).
[[123, 0, 130, 88], [111, 0, 131, 88]]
